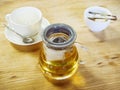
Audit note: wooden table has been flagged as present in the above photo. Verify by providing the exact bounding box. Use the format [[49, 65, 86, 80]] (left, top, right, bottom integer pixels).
[[0, 0, 120, 90]]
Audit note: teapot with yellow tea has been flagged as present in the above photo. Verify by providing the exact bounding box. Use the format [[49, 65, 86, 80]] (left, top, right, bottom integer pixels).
[[39, 23, 79, 83]]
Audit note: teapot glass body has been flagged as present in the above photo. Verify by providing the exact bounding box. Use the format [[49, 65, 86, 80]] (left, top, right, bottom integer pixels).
[[39, 24, 79, 82]]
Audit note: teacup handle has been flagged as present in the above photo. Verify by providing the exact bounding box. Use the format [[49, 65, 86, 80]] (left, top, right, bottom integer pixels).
[[5, 14, 11, 22]]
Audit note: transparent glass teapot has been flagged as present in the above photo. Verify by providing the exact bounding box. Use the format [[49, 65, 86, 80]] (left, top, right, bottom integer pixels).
[[39, 23, 86, 82]]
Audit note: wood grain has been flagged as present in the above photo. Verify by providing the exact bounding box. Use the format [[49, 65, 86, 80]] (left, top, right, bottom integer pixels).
[[0, 0, 120, 90]]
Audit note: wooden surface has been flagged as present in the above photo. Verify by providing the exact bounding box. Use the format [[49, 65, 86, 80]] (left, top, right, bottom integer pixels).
[[0, 0, 120, 90]]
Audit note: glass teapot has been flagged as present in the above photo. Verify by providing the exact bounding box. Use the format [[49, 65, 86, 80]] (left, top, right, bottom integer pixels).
[[39, 23, 87, 83]]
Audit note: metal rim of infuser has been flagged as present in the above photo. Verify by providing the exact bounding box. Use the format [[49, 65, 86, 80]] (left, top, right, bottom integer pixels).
[[42, 23, 76, 49]]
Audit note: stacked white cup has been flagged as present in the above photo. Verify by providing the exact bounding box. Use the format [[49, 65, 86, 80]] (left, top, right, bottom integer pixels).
[[84, 6, 112, 32]]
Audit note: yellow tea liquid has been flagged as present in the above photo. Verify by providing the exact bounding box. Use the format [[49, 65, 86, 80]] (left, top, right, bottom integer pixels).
[[39, 43, 79, 80]]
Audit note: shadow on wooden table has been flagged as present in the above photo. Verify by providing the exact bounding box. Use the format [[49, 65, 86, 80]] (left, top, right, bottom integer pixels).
[[89, 25, 120, 43], [51, 65, 107, 90], [89, 29, 106, 42]]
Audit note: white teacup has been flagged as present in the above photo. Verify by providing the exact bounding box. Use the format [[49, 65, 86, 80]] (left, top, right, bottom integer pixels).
[[6, 6, 42, 37], [84, 6, 112, 32]]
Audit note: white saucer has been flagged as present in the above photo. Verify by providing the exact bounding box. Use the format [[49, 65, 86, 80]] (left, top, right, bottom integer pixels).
[[4, 17, 50, 45]]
